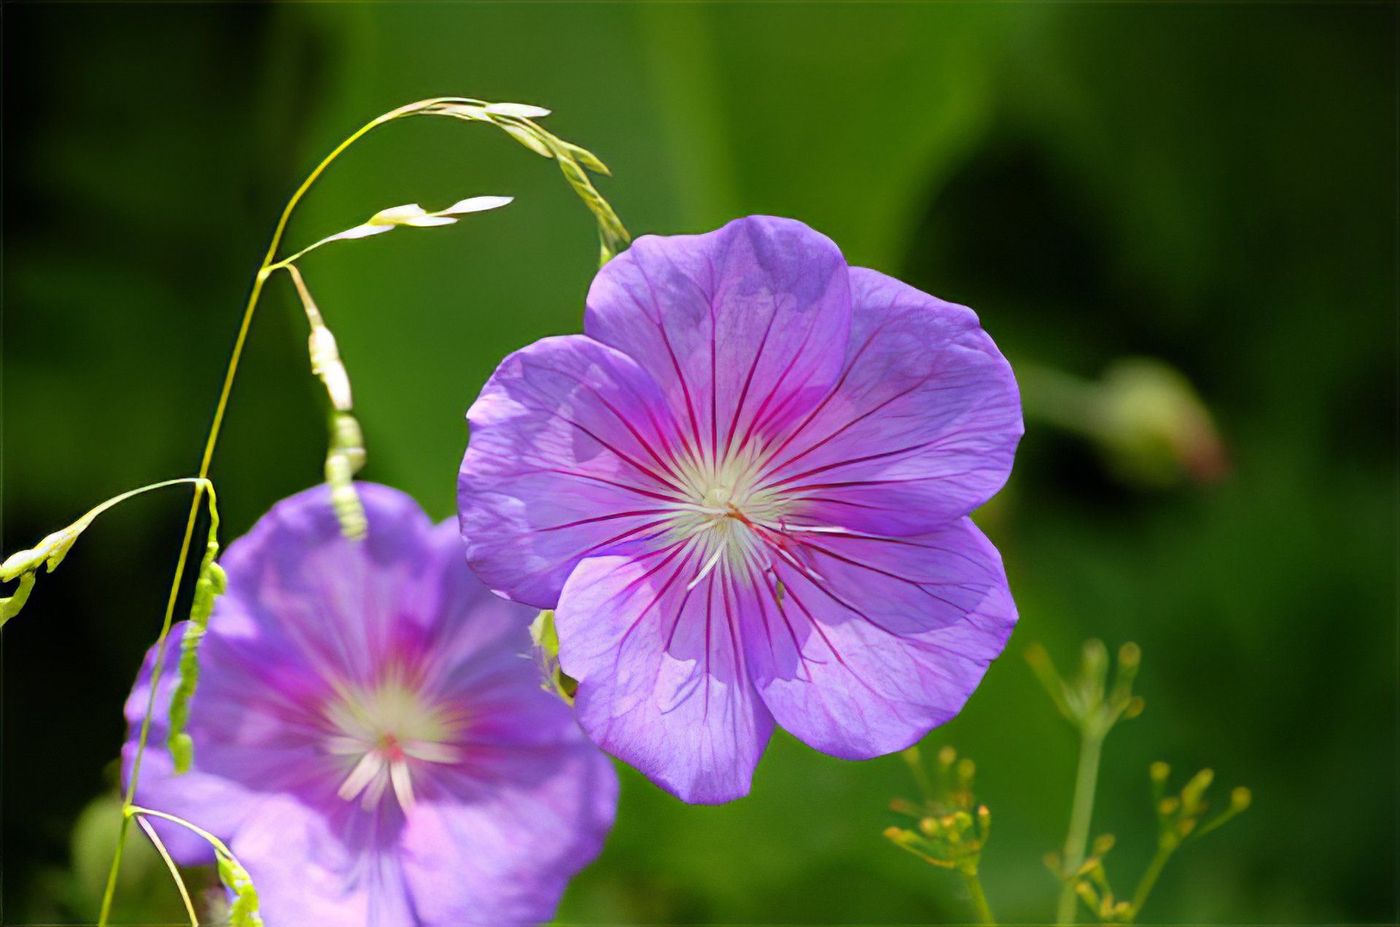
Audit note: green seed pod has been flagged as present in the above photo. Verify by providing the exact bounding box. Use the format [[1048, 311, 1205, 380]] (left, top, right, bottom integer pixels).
[[218, 854, 264, 927], [0, 573, 36, 627], [168, 480, 223, 772]]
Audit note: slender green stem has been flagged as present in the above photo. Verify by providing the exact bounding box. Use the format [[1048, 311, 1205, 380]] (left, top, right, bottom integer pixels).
[[95, 104, 408, 927], [963, 870, 997, 926], [902, 748, 937, 803], [1129, 843, 1173, 919], [28, 477, 207, 549], [96, 95, 627, 924], [133, 815, 199, 927], [129, 805, 240, 860], [1017, 362, 1105, 439], [1056, 730, 1104, 925]]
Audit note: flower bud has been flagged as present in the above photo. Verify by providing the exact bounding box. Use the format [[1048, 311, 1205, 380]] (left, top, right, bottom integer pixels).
[[1095, 358, 1229, 487]]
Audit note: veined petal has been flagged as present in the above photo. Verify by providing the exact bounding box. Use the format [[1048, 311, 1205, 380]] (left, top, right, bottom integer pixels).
[[460, 335, 691, 608], [762, 267, 1021, 535], [398, 572, 620, 924], [400, 742, 617, 926], [125, 482, 618, 925], [216, 483, 441, 687], [412, 520, 548, 701], [584, 216, 852, 466], [743, 518, 1016, 759], [233, 795, 416, 926], [556, 552, 775, 804]]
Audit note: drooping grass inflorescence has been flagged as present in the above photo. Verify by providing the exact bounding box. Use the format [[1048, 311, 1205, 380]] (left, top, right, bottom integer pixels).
[[0, 477, 216, 628], [0, 96, 628, 926], [166, 480, 225, 774]]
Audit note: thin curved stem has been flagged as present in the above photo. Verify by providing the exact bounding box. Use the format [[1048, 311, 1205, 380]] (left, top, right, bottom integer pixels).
[[963, 870, 997, 926], [1055, 730, 1104, 925], [96, 104, 408, 927], [97, 96, 627, 924], [36, 477, 206, 543], [129, 804, 240, 860], [1129, 843, 1173, 919], [134, 815, 199, 927]]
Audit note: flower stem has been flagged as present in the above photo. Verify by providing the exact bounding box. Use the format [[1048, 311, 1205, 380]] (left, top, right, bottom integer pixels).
[[95, 95, 629, 924], [133, 815, 199, 927], [1055, 730, 1104, 925], [95, 104, 404, 927], [1129, 843, 1173, 919], [963, 869, 997, 926]]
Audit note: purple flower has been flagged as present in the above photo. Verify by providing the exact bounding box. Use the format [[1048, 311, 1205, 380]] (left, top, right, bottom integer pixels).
[[458, 216, 1022, 804], [124, 483, 617, 926]]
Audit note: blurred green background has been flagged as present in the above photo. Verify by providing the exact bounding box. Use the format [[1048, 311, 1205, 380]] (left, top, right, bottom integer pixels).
[[3, 3, 1394, 924]]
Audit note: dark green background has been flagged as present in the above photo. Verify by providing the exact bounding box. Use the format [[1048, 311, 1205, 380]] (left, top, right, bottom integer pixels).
[[3, 3, 1395, 923]]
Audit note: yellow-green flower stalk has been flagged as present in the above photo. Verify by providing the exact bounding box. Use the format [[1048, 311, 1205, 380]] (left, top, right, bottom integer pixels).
[[1026, 640, 1143, 925], [886, 745, 997, 925], [95, 97, 629, 927]]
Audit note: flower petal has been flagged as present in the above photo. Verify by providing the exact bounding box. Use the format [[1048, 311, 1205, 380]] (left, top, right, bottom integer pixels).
[[401, 522, 620, 925], [216, 483, 443, 687], [233, 795, 417, 926], [413, 520, 547, 698], [126, 483, 619, 925], [762, 267, 1021, 535], [121, 623, 256, 864], [584, 216, 852, 465], [556, 552, 775, 803], [460, 334, 689, 608], [125, 486, 474, 838], [743, 518, 1016, 759], [400, 730, 617, 926]]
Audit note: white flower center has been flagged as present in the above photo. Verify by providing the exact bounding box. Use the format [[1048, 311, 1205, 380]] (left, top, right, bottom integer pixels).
[[322, 679, 462, 812], [666, 446, 796, 589]]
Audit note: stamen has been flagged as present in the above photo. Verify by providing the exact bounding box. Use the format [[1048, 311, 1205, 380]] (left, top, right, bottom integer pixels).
[[686, 546, 726, 591], [338, 752, 384, 803], [666, 441, 810, 592], [389, 760, 416, 811], [403, 741, 462, 764], [360, 768, 390, 810], [323, 680, 463, 812]]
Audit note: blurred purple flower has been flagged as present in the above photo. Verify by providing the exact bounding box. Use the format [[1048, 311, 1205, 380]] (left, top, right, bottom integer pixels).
[[124, 483, 617, 926], [459, 216, 1022, 804]]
